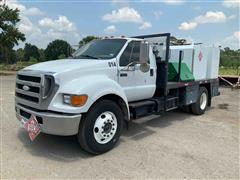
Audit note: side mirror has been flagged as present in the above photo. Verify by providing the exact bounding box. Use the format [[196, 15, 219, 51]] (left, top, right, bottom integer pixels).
[[140, 41, 149, 64], [139, 41, 150, 73], [139, 63, 150, 73]]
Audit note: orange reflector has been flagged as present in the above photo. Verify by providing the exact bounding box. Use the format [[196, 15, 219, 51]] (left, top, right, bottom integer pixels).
[[71, 95, 88, 106]]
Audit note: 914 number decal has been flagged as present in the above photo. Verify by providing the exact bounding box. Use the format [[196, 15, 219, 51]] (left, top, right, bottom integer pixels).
[[108, 62, 116, 67]]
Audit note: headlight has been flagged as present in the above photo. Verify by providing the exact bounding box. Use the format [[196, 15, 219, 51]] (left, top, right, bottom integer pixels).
[[63, 94, 71, 104], [63, 94, 88, 107]]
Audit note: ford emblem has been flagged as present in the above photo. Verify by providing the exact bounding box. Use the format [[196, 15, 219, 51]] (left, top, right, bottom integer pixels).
[[23, 85, 30, 91]]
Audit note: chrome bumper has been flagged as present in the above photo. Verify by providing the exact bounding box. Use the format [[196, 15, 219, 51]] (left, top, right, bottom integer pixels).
[[16, 104, 81, 136]]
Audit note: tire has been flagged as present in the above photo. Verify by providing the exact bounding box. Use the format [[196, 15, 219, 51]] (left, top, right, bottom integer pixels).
[[78, 99, 123, 154], [191, 87, 208, 115]]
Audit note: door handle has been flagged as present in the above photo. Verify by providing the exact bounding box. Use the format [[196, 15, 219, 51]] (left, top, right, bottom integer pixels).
[[120, 73, 127, 77], [150, 69, 154, 76]]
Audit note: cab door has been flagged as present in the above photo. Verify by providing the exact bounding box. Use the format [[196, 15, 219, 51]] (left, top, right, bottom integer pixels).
[[118, 41, 155, 102], [133, 44, 156, 100], [118, 41, 136, 102]]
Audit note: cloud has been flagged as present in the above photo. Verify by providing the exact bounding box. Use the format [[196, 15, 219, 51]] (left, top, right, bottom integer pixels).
[[228, 14, 236, 20], [154, 11, 163, 20], [21, 26, 80, 49], [104, 25, 117, 33], [102, 7, 152, 30], [179, 11, 233, 31], [3, 0, 81, 48], [102, 7, 143, 23], [4, 0, 25, 11], [220, 31, 240, 49], [162, 0, 185, 5], [234, 31, 240, 39], [24, 7, 44, 16], [179, 22, 197, 30], [223, 0, 240, 8], [5, 0, 44, 16], [39, 16, 77, 32], [19, 16, 41, 33], [194, 11, 227, 24], [37, 16, 80, 47], [139, 21, 152, 30]]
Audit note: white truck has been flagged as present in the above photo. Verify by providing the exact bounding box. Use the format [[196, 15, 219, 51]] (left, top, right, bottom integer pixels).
[[15, 33, 220, 154]]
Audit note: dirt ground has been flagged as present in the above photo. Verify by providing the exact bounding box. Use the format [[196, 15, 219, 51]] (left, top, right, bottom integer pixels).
[[0, 75, 239, 179]]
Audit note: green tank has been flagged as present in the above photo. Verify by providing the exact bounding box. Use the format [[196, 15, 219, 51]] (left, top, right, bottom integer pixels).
[[168, 62, 195, 82]]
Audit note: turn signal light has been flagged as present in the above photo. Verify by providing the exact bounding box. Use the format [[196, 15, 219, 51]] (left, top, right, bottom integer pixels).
[[71, 95, 88, 106]]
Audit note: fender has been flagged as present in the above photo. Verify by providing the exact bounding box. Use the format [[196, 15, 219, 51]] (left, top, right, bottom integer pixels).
[[48, 75, 130, 119]]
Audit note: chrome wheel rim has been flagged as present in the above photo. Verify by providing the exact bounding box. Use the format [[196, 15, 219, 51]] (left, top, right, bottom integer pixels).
[[200, 92, 207, 110], [93, 111, 117, 144]]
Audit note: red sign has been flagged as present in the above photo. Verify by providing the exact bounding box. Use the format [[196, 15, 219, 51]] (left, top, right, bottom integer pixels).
[[198, 51, 203, 62], [23, 115, 41, 141]]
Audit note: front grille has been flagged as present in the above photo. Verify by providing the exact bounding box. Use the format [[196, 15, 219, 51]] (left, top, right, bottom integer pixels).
[[18, 74, 41, 83], [16, 73, 42, 104], [16, 83, 40, 93], [16, 72, 55, 108], [16, 92, 39, 103]]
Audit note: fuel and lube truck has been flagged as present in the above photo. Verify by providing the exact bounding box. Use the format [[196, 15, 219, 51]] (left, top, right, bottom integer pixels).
[[15, 33, 220, 154]]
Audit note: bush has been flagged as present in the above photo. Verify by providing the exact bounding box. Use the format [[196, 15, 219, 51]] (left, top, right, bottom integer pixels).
[[29, 56, 38, 63], [58, 54, 66, 59]]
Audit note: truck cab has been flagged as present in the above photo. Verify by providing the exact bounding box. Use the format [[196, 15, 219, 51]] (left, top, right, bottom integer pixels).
[[15, 33, 220, 154]]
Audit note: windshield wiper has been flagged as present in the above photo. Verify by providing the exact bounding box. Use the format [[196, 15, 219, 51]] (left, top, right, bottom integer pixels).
[[80, 54, 99, 59]]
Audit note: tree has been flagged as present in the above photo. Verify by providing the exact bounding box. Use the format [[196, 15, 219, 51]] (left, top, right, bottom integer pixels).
[[79, 36, 98, 47], [224, 47, 230, 53], [38, 49, 45, 62], [58, 54, 66, 59], [220, 47, 240, 67], [0, 4, 25, 64], [15, 48, 24, 62], [170, 36, 188, 45], [45, 39, 71, 60], [24, 43, 40, 61], [29, 56, 38, 63]]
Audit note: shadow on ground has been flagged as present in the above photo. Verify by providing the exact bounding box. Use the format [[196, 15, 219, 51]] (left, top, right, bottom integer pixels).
[[122, 110, 195, 140], [17, 109, 196, 161], [17, 130, 91, 161]]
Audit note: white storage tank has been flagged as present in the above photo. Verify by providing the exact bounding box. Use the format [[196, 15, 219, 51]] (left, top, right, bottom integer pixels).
[[206, 46, 220, 79], [169, 44, 220, 81], [192, 45, 208, 80]]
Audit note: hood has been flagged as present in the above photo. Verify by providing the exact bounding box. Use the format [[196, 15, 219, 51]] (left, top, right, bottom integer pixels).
[[23, 59, 109, 74]]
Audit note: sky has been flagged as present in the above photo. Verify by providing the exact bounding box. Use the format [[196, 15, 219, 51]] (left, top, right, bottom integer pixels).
[[2, 0, 240, 49]]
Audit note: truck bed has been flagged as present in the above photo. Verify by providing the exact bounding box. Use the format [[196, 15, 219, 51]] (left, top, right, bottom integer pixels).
[[167, 78, 219, 90]]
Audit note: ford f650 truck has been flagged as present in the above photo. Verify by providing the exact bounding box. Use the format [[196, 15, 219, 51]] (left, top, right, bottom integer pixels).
[[15, 33, 220, 154]]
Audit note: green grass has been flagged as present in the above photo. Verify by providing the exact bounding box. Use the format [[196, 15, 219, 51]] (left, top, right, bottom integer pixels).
[[219, 67, 240, 76], [0, 61, 37, 71]]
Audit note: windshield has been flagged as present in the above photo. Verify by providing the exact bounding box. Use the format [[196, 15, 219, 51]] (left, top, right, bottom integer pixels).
[[73, 39, 127, 60]]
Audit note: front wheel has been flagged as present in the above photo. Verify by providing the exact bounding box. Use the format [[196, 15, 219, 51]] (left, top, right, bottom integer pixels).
[[191, 87, 208, 115], [78, 99, 123, 154]]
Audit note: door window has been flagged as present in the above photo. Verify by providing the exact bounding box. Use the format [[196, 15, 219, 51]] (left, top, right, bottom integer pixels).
[[120, 41, 140, 66]]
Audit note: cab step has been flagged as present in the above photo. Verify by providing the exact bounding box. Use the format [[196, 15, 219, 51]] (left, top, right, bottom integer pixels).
[[128, 96, 179, 119], [129, 100, 159, 119]]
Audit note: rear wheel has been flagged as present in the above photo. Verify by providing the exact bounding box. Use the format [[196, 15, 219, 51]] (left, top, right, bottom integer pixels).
[[191, 87, 208, 115], [78, 99, 123, 154]]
